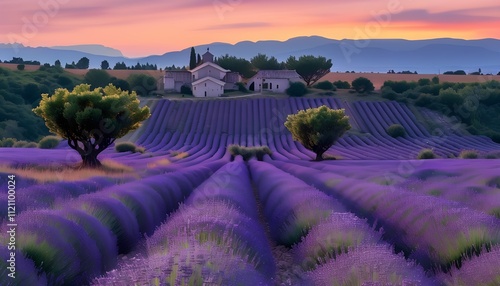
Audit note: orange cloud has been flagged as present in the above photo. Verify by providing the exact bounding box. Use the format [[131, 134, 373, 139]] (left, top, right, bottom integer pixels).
[[1, 0, 499, 57]]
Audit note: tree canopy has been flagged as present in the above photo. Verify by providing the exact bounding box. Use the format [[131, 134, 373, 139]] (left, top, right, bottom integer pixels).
[[250, 53, 283, 70], [32, 84, 150, 167], [284, 105, 351, 161], [285, 55, 332, 86], [84, 69, 112, 88], [215, 54, 255, 78], [127, 74, 157, 96], [101, 60, 110, 70], [76, 57, 90, 69], [189, 47, 197, 70]]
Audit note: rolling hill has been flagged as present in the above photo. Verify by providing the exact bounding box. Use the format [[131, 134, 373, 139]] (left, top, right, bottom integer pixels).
[[2, 36, 500, 74]]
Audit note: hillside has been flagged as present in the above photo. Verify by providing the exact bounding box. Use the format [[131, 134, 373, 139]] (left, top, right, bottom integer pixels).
[[66, 97, 499, 163], [2, 37, 500, 73], [1, 96, 500, 285]]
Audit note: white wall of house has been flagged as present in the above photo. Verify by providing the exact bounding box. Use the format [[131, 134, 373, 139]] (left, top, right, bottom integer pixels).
[[164, 77, 175, 91], [192, 80, 224, 97], [248, 78, 300, 93], [261, 78, 291, 93]]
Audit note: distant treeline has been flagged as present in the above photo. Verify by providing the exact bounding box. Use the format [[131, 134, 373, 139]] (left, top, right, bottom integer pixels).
[[1, 57, 41, 65]]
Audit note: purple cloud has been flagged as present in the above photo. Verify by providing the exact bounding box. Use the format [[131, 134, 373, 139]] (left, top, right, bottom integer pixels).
[[390, 8, 500, 24]]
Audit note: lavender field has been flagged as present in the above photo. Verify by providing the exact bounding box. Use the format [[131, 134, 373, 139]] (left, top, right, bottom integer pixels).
[[1, 97, 500, 285]]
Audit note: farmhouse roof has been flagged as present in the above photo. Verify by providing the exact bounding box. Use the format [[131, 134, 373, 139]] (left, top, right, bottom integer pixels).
[[190, 61, 229, 73], [192, 76, 226, 86], [254, 70, 301, 79], [164, 70, 190, 76]]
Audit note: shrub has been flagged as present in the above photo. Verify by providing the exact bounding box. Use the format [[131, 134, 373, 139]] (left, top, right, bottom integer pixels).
[[57, 75, 73, 87], [0, 138, 16, 147], [352, 77, 374, 94], [236, 82, 247, 93], [431, 76, 440, 84], [386, 124, 406, 138], [382, 80, 414, 94], [38, 135, 61, 149], [115, 142, 145, 153], [84, 69, 112, 88], [314, 81, 334, 90], [25, 142, 39, 148], [459, 150, 478, 159], [17, 64, 25, 71], [381, 87, 398, 100], [110, 78, 130, 91], [127, 74, 157, 96], [415, 94, 435, 107], [332, 80, 350, 89], [418, 78, 432, 86], [13, 140, 30, 148], [402, 89, 420, 99], [228, 145, 272, 161], [439, 88, 464, 110], [180, 85, 193, 95], [418, 84, 441, 96], [286, 82, 308, 97], [417, 148, 437, 159], [485, 151, 500, 159]]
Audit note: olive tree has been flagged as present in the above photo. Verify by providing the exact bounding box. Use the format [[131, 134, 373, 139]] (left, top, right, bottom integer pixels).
[[33, 84, 150, 167], [285, 55, 332, 86], [284, 105, 351, 161]]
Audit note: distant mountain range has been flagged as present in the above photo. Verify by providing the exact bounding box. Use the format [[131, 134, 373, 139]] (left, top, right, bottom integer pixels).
[[1, 36, 500, 74]]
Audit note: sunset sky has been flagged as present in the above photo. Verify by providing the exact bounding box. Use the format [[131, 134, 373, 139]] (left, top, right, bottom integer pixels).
[[1, 0, 500, 57]]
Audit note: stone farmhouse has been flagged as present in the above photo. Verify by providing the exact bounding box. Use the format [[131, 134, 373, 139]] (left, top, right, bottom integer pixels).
[[163, 48, 303, 97], [245, 70, 302, 93], [163, 49, 240, 97]]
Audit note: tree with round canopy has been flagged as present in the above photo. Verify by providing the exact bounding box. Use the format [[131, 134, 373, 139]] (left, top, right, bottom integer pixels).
[[33, 84, 150, 168], [285, 105, 351, 161]]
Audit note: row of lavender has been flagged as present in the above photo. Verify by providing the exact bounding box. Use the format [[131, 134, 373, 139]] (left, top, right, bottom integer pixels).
[[249, 160, 435, 285], [46, 97, 499, 161], [0, 161, 223, 285], [93, 158, 275, 285], [270, 159, 500, 285], [128, 98, 500, 160], [286, 158, 500, 221], [93, 158, 437, 285], [0, 177, 119, 222]]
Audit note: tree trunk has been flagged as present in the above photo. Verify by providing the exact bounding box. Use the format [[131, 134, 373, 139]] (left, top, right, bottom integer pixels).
[[315, 152, 324, 161], [81, 152, 102, 168]]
